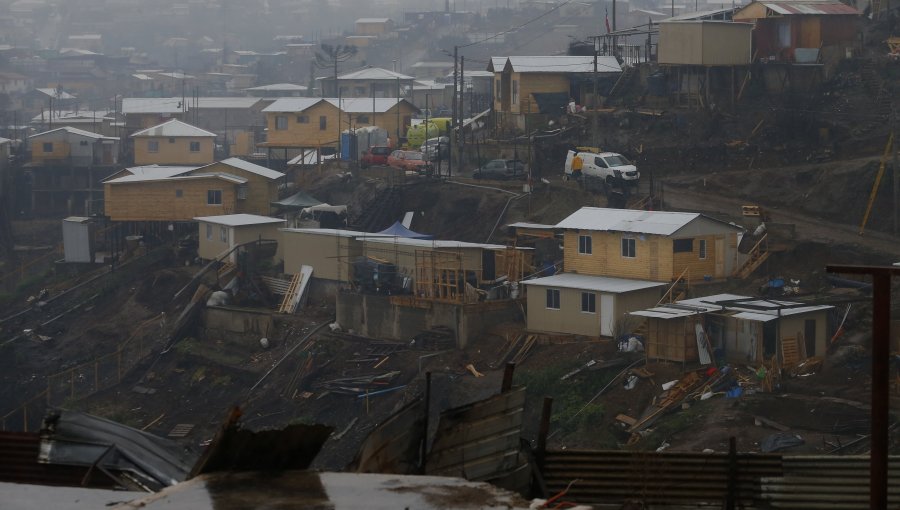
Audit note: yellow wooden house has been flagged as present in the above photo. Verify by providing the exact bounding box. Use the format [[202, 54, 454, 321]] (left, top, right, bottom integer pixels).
[[131, 119, 216, 166], [261, 97, 417, 152], [556, 207, 744, 283], [103, 158, 284, 222], [488, 56, 621, 129]]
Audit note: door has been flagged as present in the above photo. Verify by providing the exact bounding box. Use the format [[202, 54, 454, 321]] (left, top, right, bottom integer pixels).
[[600, 294, 615, 337], [804, 319, 816, 356], [715, 238, 725, 277]]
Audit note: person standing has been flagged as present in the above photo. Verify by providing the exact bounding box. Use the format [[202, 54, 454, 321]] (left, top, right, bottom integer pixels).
[[572, 152, 583, 180]]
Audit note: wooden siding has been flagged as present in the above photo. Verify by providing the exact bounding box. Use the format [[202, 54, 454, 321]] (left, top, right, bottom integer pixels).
[[646, 317, 700, 362], [511, 72, 570, 114], [31, 140, 71, 162], [200, 162, 279, 216], [265, 101, 416, 148], [563, 231, 736, 282], [133, 136, 215, 166], [104, 177, 237, 221]]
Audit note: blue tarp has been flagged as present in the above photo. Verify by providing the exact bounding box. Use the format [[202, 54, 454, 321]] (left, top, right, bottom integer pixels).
[[375, 221, 432, 239]]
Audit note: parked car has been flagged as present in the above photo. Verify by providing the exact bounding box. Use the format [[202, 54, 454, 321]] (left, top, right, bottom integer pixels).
[[387, 150, 432, 174], [472, 159, 527, 180], [564, 150, 639, 185], [420, 136, 450, 161], [360, 146, 392, 168]]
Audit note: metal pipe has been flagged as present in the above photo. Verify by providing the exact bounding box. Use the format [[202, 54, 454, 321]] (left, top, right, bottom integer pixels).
[[826, 264, 898, 510], [537, 397, 553, 454], [501, 362, 516, 392]]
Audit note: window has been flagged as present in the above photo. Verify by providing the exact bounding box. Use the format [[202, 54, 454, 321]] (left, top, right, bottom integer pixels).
[[275, 115, 288, 130], [237, 184, 248, 200], [699, 239, 707, 260], [595, 156, 608, 168], [319, 116, 327, 130], [148, 140, 159, 153], [355, 86, 366, 95], [546, 288, 560, 310], [357, 114, 369, 124], [296, 115, 309, 123], [673, 239, 693, 253], [621, 237, 636, 258], [168, 137, 176, 143], [205, 224, 212, 240], [175, 189, 183, 198], [79, 140, 88, 146], [207, 189, 222, 205], [495, 79, 501, 99], [42, 142, 53, 153], [189, 141, 201, 152], [581, 292, 596, 313], [578, 234, 592, 255], [220, 226, 227, 242], [512, 80, 519, 104]]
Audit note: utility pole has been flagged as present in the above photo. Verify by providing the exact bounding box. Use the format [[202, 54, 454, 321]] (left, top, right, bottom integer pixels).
[[592, 37, 599, 149], [893, 102, 898, 234], [451, 45, 458, 179], [612, 0, 617, 31], [459, 55, 465, 175]]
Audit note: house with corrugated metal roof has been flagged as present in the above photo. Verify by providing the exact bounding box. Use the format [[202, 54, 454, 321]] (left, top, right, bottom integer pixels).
[[319, 66, 415, 98], [259, 97, 417, 159], [131, 119, 216, 166], [103, 158, 284, 222], [517, 207, 748, 339], [487, 56, 622, 130], [733, 0, 861, 63], [25, 127, 120, 216], [630, 293, 833, 365]]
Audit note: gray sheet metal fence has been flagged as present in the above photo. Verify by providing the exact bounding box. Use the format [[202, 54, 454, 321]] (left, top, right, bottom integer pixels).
[[541, 450, 900, 508], [425, 387, 528, 486]]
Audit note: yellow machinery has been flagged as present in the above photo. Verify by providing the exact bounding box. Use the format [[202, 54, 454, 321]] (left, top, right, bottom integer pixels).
[[859, 133, 894, 236]]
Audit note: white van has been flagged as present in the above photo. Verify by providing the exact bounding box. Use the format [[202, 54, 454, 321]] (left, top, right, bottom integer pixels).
[[564, 150, 639, 184]]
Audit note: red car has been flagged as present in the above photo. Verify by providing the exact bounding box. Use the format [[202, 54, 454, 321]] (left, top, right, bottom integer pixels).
[[387, 150, 432, 174], [360, 146, 392, 168]]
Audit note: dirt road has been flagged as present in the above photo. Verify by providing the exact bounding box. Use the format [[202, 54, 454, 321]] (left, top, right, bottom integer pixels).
[[662, 184, 900, 259]]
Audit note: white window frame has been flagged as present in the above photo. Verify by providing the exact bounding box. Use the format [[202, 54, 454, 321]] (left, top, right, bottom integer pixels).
[[205, 223, 212, 240], [699, 239, 707, 260], [189, 141, 201, 152], [275, 115, 288, 130], [546, 288, 560, 310], [581, 292, 596, 314], [220, 226, 228, 243], [621, 237, 636, 258], [207, 189, 223, 206], [147, 140, 159, 153], [578, 234, 592, 255]]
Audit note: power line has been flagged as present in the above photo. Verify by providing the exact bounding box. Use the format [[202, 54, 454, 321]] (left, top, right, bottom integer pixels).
[[458, 0, 580, 48]]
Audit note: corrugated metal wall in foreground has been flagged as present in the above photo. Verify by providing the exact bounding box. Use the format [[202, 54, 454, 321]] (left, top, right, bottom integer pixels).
[[542, 450, 900, 508], [542, 449, 783, 507]]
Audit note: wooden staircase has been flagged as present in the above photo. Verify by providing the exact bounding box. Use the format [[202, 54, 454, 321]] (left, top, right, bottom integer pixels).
[[606, 65, 638, 104], [278, 272, 302, 313], [657, 267, 691, 306], [217, 260, 237, 279], [734, 233, 770, 279]]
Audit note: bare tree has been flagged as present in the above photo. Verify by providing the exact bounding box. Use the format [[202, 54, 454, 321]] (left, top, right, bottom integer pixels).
[[314, 44, 358, 96]]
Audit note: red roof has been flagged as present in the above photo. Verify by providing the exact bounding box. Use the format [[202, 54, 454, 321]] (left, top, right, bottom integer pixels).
[[762, 1, 860, 15]]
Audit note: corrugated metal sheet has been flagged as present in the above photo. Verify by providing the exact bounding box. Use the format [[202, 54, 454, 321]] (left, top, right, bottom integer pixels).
[[353, 398, 425, 474], [426, 387, 527, 485], [541, 449, 783, 506], [760, 456, 900, 509], [541, 450, 900, 508], [0, 431, 116, 488], [763, 1, 859, 15]]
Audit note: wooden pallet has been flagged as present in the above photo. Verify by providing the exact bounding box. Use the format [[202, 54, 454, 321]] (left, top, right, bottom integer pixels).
[[278, 272, 302, 313], [782, 336, 800, 366]]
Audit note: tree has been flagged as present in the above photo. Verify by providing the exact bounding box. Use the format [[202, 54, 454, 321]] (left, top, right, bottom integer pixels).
[[314, 44, 358, 96]]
